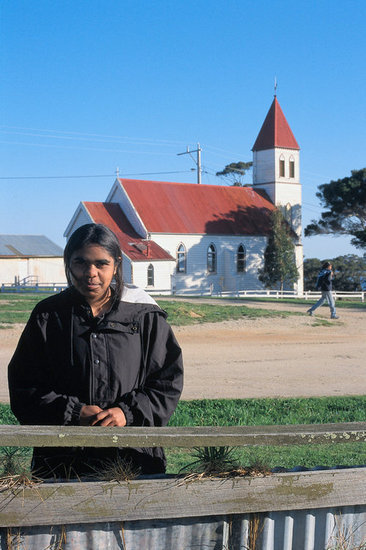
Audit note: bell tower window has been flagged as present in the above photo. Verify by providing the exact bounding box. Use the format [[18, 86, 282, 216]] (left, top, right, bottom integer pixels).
[[289, 157, 295, 178], [279, 155, 285, 178]]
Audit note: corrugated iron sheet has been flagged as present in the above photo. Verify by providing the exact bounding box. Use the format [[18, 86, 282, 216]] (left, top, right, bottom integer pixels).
[[2, 506, 365, 549], [0, 235, 63, 257], [119, 179, 276, 235], [83, 202, 174, 262]]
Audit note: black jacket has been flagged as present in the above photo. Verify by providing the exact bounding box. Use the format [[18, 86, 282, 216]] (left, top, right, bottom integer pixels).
[[316, 268, 333, 291], [8, 287, 183, 477]]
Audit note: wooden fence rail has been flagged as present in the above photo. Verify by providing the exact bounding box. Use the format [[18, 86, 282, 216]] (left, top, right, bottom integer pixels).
[[1, 422, 366, 448], [1, 423, 366, 528]]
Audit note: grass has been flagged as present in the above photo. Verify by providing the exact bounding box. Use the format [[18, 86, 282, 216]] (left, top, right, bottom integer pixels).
[[164, 397, 366, 473], [2, 292, 361, 328], [157, 299, 297, 325], [0, 293, 298, 327], [0, 294, 52, 325], [1, 397, 366, 475]]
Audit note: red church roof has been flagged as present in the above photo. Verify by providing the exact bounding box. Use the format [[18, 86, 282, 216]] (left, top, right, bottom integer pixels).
[[252, 97, 300, 151], [119, 179, 276, 235], [83, 202, 174, 261]]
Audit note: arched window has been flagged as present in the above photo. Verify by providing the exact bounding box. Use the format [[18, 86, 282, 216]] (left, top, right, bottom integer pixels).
[[289, 156, 295, 178], [237, 244, 246, 273], [207, 244, 216, 273], [147, 264, 154, 286], [176, 243, 186, 273], [279, 154, 285, 177], [285, 202, 292, 225]]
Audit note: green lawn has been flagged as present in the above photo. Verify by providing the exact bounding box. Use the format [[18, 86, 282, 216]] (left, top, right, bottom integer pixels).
[[0, 293, 298, 327]]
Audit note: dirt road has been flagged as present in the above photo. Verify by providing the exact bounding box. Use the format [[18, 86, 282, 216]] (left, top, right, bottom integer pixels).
[[1, 301, 365, 402]]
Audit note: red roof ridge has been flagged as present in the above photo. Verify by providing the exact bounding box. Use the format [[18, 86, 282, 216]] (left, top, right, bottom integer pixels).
[[252, 97, 299, 151]]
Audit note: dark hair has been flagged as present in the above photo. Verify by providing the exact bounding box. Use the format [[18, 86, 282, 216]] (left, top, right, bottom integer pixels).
[[64, 223, 123, 306], [321, 261, 332, 270]]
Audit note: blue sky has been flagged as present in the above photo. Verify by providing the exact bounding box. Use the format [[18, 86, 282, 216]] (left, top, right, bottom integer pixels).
[[1, 0, 365, 260]]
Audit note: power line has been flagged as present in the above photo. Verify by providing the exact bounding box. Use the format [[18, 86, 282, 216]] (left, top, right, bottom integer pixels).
[[0, 139, 177, 155], [0, 125, 189, 146], [0, 170, 193, 180]]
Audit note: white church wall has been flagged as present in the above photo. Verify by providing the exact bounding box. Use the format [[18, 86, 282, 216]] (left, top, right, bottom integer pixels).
[[295, 244, 304, 294], [131, 260, 174, 293], [122, 254, 132, 283], [151, 233, 268, 294], [274, 148, 300, 184], [252, 149, 275, 187], [275, 183, 302, 238]]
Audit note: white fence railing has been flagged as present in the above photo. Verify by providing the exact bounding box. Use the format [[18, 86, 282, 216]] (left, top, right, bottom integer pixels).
[[1, 284, 365, 302], [219, 289, 365, 302]]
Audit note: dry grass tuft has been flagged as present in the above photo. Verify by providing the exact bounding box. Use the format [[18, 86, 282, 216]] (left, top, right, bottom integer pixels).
[[0, 472, 42, 493], [86, 456, 141, 482]]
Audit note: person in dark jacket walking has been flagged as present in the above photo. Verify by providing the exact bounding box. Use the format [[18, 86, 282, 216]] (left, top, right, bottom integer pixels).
[[307, 262, 339, 319], [8, 223, 183, 479]]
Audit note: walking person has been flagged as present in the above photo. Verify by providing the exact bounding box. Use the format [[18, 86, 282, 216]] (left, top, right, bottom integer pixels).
[[8, 223, 183, 479], [307, 262, 339, 319]]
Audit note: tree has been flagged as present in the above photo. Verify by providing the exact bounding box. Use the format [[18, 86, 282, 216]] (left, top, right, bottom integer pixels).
[[258, 209, 299, 291], [216, 161, 253, 186], [303, 257, 322, 291], [304, 254, 366, 291], [305, 168, 366, 249]]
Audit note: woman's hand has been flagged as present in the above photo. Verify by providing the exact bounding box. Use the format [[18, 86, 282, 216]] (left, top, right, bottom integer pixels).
[[79, 405, 103, 426], [90, 407, 127, 427]]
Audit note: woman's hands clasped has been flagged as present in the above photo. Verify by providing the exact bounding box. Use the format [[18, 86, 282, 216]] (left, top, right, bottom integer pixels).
[[80, 405, 127, 427]]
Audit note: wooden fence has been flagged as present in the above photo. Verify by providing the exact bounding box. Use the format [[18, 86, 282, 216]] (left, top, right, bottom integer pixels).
[[1, 422, 366, 528]]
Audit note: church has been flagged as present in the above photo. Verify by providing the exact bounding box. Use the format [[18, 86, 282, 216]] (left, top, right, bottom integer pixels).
[[64, 97, 303, 295]]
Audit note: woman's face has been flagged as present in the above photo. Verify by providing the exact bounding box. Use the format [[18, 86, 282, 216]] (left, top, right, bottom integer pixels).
[[69, 244, 116, 303]]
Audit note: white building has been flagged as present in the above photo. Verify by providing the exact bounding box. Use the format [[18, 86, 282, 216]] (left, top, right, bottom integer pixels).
[[65, 97, 303, 294], [0, 235, 66, 286]]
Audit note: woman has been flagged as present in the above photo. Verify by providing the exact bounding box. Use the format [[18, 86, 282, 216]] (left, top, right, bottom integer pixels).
[[8, 223, 183, 478]]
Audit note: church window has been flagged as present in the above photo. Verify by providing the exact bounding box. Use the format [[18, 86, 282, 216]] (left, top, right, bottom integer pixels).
[[207, 244, 216, 273], [147, 264, 154, 286], [176, 244, 186, 273], [279, 156, 285, 177], [289, 157, 295, 178], [237, 244, 246, 273], [284, 203, 292, 225]]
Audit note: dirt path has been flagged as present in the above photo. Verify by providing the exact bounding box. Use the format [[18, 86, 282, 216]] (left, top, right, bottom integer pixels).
[[1, 301, 365, 402]]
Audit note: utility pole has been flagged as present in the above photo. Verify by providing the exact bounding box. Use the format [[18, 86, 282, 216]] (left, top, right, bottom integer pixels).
[[177, 143, 202, 184]]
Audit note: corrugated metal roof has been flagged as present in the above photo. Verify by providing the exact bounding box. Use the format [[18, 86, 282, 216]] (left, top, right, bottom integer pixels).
[[0, 235, 63, 257], [83, 202, 174, 262], [252, 97, 300, 151], [119, 179, 276, 235]]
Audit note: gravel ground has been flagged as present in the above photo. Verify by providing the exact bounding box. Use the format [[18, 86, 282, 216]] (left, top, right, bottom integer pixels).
[[1, 300, 365, 403]]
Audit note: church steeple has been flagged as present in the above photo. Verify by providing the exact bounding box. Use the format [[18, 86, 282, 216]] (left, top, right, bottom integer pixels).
[[252, 97, 299, 152], [252, 97, 301, 237], [252, 96, 303, 292]]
